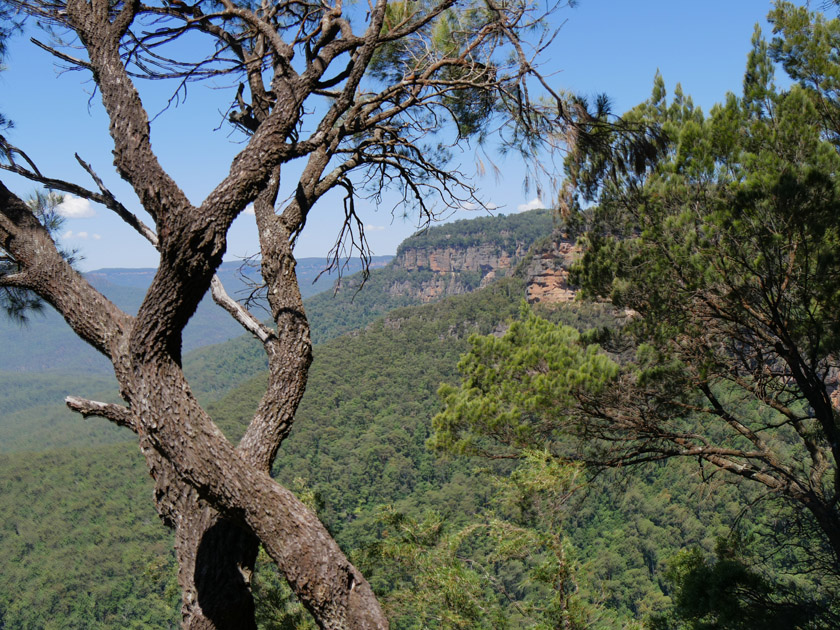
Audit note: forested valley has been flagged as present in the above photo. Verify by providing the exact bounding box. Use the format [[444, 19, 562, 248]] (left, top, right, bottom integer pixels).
[[3, 209, 839, 628], [2, 0, 840, 628]]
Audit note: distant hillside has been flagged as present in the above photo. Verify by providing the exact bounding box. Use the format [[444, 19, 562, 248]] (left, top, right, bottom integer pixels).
[[83, 256, 391, 295], [0, 210, 565, 453], [388, 208, 557, 301], [0, 257, 390, 374]]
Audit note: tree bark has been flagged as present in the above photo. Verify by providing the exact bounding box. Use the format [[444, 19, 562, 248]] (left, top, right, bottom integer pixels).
[[0, 182, 388, 628], [176, 500, 259, 629], [145, 444, 260, 629]]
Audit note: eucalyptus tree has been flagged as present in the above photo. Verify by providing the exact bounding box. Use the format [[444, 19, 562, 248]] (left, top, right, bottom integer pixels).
[[435, 6, 840, 580], [565, 19, 840, 570], [0, 0, 579, 626]]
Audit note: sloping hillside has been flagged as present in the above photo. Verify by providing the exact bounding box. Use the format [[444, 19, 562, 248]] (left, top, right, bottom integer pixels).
[[0, 274, 761, 628], [0, 211, 574, 453]]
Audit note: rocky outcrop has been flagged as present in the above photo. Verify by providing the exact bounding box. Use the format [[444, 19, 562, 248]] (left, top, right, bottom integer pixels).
[[388, 242, 532, 303], [388, 274, 472, 302], [382, 226, 582, 305], [396, 241, 528, 274], [522, 234, 581, 305], [333, 209, 586, 305]]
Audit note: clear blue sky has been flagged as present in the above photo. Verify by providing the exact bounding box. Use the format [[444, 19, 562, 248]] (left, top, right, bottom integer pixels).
[[0, 0, 805, 270]]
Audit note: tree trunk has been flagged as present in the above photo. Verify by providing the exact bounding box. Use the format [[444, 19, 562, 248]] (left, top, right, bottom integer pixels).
[[805, 498, 840, 572], [141, 437, 260, 629], [131, 356, 388, 630], [176, 501, 259, 630]]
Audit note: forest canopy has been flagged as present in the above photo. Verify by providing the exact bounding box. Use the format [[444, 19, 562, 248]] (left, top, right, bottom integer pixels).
[[435, 3, 840, 625], [5, 0, 840, 628]]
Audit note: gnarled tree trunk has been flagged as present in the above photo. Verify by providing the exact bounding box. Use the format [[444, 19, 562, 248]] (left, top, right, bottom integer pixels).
[[0, 0, 567, 622]]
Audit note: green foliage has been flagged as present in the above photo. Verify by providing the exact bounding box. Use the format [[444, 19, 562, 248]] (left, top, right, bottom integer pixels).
[[769, 2, 840, 147], [365, 453, 594, 630], [650, 538, 840, 629], [565, 10, 840, 581], [0, 371, 127, 453], [266, 278, 530, 530], [573, 30, 840, 354], [396, 209, 555, 256], [303, 266, 429, 344], [252, 548, 317, 630], [0, 444, 179, 629], [4, 194, 831, 627], [431, 303, 618, 459]]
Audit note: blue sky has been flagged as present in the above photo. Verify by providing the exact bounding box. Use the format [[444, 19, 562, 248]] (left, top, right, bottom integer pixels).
[[0, 0, 803, 270]]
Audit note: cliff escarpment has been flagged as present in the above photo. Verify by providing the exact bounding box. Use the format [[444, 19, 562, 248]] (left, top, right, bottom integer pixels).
[[306, 208, 582, 343], [389, 214, 582, 304], [520, 233, 581, 305], [387, 209, 558, 302]]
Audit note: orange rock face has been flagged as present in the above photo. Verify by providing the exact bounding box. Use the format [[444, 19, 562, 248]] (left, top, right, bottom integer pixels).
[[397, 243, 521, 274], [524, 237, 581, 304], [387, 230, 581, 304], [390, 243, 526, 302], [526, 267, 577, 304]]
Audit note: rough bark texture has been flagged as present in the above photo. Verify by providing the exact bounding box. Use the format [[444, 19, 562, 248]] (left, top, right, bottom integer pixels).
[[176, 501, 260, 629], [0, 177, 388, 627], [0, 0, 566, 624]]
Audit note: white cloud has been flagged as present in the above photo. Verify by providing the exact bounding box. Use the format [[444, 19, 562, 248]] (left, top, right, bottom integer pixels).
[[57, 195, 96, 219], [516, 197, 543, 212], [62, 230, 99, 240], [243, 203, 255, 216], [460, 201, 498, 212], [365, 224, 386, 232]]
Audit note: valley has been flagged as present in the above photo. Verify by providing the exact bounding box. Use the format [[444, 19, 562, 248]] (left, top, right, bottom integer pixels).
[[0, 210, 801, 628]]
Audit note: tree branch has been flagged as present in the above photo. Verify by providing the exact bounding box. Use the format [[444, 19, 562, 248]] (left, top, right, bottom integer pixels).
[[210, 275, 274, 344], [65, 395, 137, 431]]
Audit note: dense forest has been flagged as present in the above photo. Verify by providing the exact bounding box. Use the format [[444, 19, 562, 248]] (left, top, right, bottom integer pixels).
[[4, 216, 837, 627], [0, 211, 564, 627], [4, 271, 824, 628], [0, 273, 733, 628], [3, 0, 840, 628]]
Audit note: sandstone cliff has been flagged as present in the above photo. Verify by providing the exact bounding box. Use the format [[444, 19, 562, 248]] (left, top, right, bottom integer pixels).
[[388, 240, 533, 302], [521, 234, 581, 305], [308, 209, 583, 343], [381, 209, 580, 304]]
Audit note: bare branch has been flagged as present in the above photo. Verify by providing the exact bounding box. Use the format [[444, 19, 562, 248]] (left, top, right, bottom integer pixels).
[[210, 274, 274, 343], [73, 153, 159, 247], [65, 395, 137, 432], [0, 137, 159, 248], [30, 37, 92, 70]]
